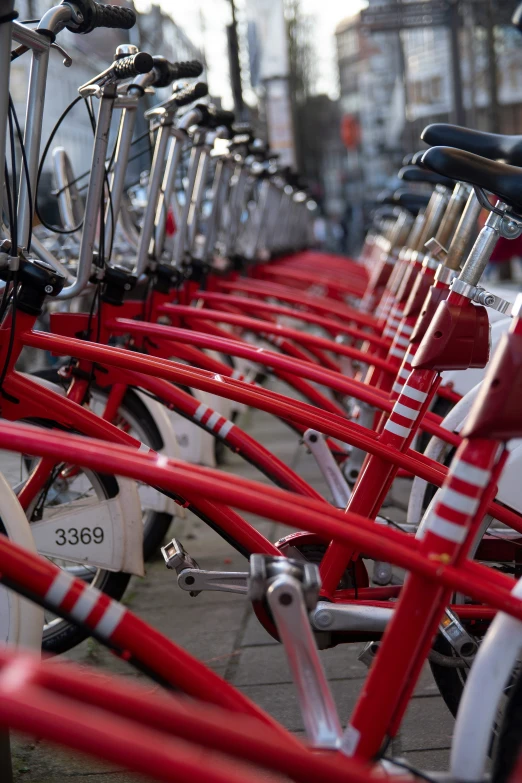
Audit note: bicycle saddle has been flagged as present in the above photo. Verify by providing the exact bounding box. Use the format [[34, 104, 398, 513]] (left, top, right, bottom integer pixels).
[[399, 165, 455, 188], [422, 123, 522, 167], [393, 189, 431, 215], [422, 146, 522, 212], [411, 150, 428, 167]]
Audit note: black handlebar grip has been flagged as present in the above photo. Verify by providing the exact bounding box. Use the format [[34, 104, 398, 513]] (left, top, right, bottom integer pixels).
[[173, 81, 208, 107], [152, 58, 203, 88], [208, 107, 236, 128], [64, 0, 136, 34], [112, 52, 154, 80]]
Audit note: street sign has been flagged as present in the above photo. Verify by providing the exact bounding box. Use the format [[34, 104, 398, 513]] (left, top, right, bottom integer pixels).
[[360, 1, 450, 31]]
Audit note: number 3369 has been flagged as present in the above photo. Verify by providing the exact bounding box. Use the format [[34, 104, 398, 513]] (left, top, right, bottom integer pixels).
[[55, 527, 104, 546]]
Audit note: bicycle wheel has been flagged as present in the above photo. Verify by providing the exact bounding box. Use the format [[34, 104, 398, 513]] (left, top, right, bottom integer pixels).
[[489, 663, 522, 783], [33, 369, 174, 560], [16, 454, 132, 654]]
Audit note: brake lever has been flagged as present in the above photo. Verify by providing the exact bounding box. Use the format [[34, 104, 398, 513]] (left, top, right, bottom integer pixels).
[[50, 41, 72, 67]]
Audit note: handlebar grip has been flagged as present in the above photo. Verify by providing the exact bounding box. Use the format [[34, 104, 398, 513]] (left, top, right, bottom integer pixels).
[[112, 52, 154, 80], [64, 0, 136, 34], [152, 58, 203, 88], [208, 107, 236, 128], [173, 81, 208, 107]]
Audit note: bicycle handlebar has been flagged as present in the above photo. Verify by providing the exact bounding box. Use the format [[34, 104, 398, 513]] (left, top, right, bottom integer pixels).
[[174, 81, 208, 107], [513, 2, 522, 31], [63, 0, 136, 34], [206, 106, 236, 129], [152, 58, 203, 88], [112, 52, 153, 79]]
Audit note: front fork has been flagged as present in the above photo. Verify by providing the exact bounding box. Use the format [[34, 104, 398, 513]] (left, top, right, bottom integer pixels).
[[16, 375, 130, 511]]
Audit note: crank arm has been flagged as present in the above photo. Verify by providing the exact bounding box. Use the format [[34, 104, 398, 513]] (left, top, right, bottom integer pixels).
[[310, 601, 392, 632], [178, 568, 248, 595]]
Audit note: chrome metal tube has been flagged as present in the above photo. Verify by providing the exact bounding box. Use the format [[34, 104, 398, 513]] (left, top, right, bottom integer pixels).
[[435, 182, 467, 249], [444, 190, 482, 271], [57, 92, 114, 299], [201, 157, 233, 261], [135, 122, 172, 276], [172, 129, 204, 265], [187, 146, 211, 251], [248, 178, 270, 260], [405, 210, 426, 251], [31, 234, 75, 282], [416, 188, 449, 251], [267, 577, 343, 749], [153, 133, 184, 261], [16, 5, 72, 249], [0, 4, 15, 224], [388, 210, 413, 251], [52, 147, 83, 231], [224, 164, 249, 257], [458, 207, 504, 286], [105, 102, 139, 244]]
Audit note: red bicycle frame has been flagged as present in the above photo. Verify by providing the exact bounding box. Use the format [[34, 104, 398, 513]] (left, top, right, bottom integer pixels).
[[0, 415, 520, 761]]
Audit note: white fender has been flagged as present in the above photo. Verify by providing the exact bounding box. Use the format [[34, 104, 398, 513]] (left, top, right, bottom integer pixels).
[[407, 384, 481, 528], [30, 475, 144, 577], [165, 389, 217, 467], [451, 576, 522, 781], [0, 472, 43, 649], [133, 390, 179, 516], [22, 377, 144, 576], [409, 385, 522, 531]]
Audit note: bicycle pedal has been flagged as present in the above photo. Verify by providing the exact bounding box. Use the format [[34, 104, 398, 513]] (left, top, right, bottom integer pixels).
[[162, 538, 200, 574], [439, 609, 478, 663], [358, 641, 380, 669]]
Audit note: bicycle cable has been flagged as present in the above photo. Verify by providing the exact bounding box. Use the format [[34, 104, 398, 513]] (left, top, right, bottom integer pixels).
[[0, 93, 20, 392], [9, 95, 33, 251], [381, 756, 438, 783], [35, 94, 84, 234]]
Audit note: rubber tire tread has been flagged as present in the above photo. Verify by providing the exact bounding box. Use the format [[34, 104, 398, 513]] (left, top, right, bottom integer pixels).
[[491, 665, 522, 783], [32, 369, 173, 561]]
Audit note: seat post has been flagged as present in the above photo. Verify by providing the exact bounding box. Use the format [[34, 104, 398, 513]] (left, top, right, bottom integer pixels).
[[458, 203, 514, 287], [415, 186, 449, 250], [443, 189, 483, 272], [434, 182, 469, 249]]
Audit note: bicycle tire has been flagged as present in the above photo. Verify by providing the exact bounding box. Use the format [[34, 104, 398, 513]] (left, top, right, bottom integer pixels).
[[490, 663, 522, 783], [32, 369, 173, 560]]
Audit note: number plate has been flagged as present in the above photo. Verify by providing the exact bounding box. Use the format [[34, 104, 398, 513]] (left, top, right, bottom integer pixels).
[[31, 497, 117, 570]]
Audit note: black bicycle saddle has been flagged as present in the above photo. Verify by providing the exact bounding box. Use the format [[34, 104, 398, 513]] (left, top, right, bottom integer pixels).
[[393, 189, 431, 215], [398, 165, 455, 189], [422, 123, 522, 167], [422, 146, 522, 212], [411, 150, 428, 167]]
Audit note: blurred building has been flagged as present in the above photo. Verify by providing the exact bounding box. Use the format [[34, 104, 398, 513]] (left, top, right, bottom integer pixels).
[[10, 1, 202, 183], [335, 0, 522, 214], [403, 19, 522, 143], [335, 10, 404, 220]]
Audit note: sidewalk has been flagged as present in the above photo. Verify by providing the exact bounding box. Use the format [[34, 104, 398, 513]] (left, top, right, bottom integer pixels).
[[9, 403, 454, 781]]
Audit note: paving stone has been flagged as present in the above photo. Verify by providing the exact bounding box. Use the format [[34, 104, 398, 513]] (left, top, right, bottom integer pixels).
[[240, 609, 279, 647], [400, 747, 451, 771], [399, 696, 455, 752], [233, 641, 367, 686], [415, 663, 446, 698], [238, 678, 365, 732]]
